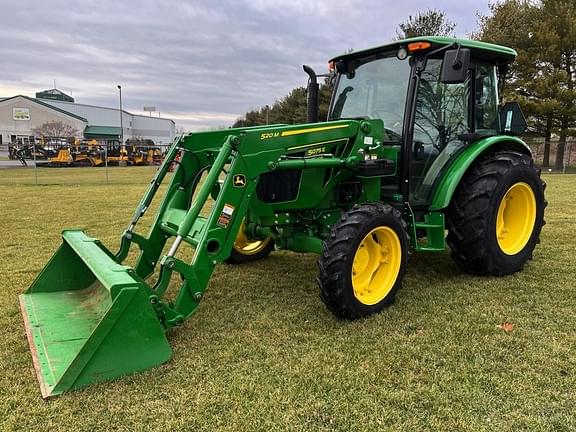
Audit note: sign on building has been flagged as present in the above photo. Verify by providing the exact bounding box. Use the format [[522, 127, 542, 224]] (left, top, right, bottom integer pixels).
[[13, 108, 30, 121]]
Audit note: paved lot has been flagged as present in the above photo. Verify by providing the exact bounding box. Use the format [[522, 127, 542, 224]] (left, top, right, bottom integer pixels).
[[0, 149, 36, 168]]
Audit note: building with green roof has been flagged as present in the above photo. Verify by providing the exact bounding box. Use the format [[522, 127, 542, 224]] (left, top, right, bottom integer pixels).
[[0, 89, 175, 147]]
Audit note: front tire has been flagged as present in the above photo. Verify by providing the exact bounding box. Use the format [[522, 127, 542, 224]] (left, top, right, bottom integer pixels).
[[446, 150, 546, 276], [318, 203, 409, 319]]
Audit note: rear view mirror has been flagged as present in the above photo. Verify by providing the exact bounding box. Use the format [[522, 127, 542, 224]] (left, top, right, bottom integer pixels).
[[499, 102, 527, 136], [440, 48, 470, 84], [414, 142, 425, 161]]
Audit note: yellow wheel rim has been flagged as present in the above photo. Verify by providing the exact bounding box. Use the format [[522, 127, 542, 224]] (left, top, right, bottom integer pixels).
[[496, 182, 537, 255], [352, 226, 402, 305], [233, 220, 272, 256]]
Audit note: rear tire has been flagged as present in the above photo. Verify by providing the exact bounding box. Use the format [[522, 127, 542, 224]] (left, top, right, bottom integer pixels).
[[446, 150, 546, 276], [318, 203, 409, 319]]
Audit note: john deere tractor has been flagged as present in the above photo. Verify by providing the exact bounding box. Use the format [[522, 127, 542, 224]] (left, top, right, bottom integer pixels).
[[20, 37, 546, 397]]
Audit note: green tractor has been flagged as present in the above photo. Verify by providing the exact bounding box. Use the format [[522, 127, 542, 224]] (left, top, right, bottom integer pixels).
[[20, 37, 546, 397]]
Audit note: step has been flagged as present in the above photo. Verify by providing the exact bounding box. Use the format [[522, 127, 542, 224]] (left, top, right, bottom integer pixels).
[[159, 208, 207, 246]]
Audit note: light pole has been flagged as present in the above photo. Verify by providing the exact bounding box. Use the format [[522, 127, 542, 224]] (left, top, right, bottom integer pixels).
[[117, 85, 124, 145]]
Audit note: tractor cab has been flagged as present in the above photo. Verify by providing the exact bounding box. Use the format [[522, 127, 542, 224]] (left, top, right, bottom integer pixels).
[[328, 37, 519, 207]]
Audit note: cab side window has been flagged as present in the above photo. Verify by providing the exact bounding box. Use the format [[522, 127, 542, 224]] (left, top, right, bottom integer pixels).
[[474, 64, 499, 132]]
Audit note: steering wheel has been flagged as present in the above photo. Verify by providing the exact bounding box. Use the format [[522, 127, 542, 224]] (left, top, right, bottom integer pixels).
[[369, 109, 403, 130]]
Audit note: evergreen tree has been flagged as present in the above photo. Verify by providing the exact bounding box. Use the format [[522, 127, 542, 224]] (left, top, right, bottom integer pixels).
[[477, 0, 576, 168], [536, 0, 576, 169]]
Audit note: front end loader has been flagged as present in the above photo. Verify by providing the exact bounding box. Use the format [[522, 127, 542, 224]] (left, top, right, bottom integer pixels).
[[20, 37, 546, 397], [35, 146, 74, 167]]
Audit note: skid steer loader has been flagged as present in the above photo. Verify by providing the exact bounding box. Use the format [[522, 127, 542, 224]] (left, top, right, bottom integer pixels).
[[20, 37, 546, 397]]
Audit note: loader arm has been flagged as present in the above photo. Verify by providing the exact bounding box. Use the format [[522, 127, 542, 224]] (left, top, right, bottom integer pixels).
[[19, 118, 395, 396], [120, 119, 384, 327]]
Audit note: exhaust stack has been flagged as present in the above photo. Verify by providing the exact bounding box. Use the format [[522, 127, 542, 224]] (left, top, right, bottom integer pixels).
[[303, 65, 319, 123]]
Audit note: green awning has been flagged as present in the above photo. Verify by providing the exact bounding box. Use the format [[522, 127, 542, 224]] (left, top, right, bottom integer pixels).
[[84, 126, 121, 138]]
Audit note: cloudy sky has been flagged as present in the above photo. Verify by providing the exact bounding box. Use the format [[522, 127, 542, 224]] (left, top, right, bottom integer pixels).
[[0, 0, 491, 131]]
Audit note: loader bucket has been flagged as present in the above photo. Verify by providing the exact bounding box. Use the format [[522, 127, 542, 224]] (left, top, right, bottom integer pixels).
[[19, 230, 172, 398]]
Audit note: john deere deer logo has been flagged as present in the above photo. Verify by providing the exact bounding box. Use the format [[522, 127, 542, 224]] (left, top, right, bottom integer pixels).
[[233, 174, 246, 188]]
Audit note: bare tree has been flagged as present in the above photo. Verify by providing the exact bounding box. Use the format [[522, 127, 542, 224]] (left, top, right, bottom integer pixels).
[[396, 9, 456, 39], [32, 121, 79, 138]]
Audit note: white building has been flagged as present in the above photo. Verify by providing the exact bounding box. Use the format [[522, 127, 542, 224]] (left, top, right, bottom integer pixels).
[[0, 89, 175, 146]]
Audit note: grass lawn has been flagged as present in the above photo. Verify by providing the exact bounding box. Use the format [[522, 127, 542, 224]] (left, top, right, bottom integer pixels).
[[0, 167, 574, 431]]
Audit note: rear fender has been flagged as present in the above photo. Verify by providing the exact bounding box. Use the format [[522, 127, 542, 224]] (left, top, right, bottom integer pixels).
[[429, 136, 531, 211]]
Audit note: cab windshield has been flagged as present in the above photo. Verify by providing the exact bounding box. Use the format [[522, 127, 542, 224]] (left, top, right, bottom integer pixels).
[[328, 53, 411, 138]]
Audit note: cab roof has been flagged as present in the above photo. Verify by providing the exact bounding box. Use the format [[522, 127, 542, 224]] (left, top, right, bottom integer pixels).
[[330, 36, 517, 65]]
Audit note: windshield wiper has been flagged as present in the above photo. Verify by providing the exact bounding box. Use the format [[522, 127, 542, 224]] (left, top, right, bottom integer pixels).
[[336, 116, 368, 121], [329, 86, 354, 120]]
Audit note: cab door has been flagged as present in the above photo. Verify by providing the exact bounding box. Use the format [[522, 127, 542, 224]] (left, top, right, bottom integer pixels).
[[409, 59, 499, 206], [409, 58, 469, 205]]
